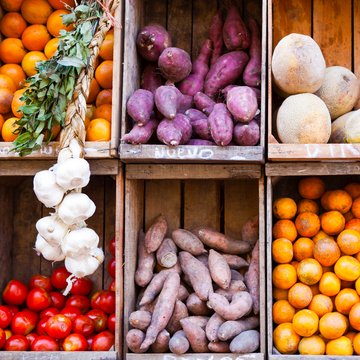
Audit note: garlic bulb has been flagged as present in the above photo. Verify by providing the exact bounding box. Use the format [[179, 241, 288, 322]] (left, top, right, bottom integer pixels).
[[35, 234, 65, 262], [58, 192, 96, 225], [62, 227, 99, 256], [33, 170, 65, 207], [55, 158, 90, 191], [57, 148, 72, 164], [36, 215, 69, 245]]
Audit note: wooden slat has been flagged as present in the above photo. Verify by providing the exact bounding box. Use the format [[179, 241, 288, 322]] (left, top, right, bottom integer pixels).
[[127, 354, 264, 360], [354, 0, 360, 77], [244, 0, 262, 23], [0, 351, 117, 359], [144, 0, 167, 27], [313, 0, 352, 68], [183, 180, 220, 230]]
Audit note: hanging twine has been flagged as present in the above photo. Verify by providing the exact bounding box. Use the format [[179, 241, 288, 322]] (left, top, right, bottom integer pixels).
[[59, 0, 120, 156]]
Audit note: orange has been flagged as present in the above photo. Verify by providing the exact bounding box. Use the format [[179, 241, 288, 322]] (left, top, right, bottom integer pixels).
[[313, 237, 341, 267], [345, 182, 360, 199], [326, 336, 353, 355], [99, 29, 114, 60], [345, 331, 357, 342], [325, 190, 352, 214], [308, 294, 333, 317], [0, 0, 24, 11], [334, 288, 360, 315], [44, 38, 59, 58], [1, 117, 19, 142], [295, 211, 320, 237], [319, 272, 341, 296], [0, 12, 27, 38], [44, 122, 61, 141], [272, 300, 295, 324], [321, 210, 345, 235], [0, 75, 16, 93], [272, 264, 297, 290], [11, 88, 26, 118], [48, 0, 75, 9], [352, 197, 360, 218], [298, 177, 325, 200], [345, 218, 360, 232], [0, 114, 4, 133], [310, 283, 320, 296], [22, 24, 51, 51], [288, 282, 312, 308], [95, 60, 113, 89], [344, 211, 355, 222], [293, 237, 314, 261], [355, 277, 360, 295], [349, 302, 360, 330], [46, 9, 74, 37], [22, 51, 47, 76], [272, 238, 293, 264], [272, 219, 297, 242], [298, 335, 325, 355], [273, 323, 300, 354], [0, 64, 26, 90], [87, 78, 100, 104], [297, 198, 319, 214], [297, 258, 322, 285], [353, 332, 360, 355], [0, 88, 14, 115], [337, 229, 360, 255], [292, 309, 319, 337], [0, 38, 27, 64], [334, 255, 360, 281], [319, 312, 347, 339], [21, 0, 53, 25], [273, 287, 288, 301], [96, 89, 112, 107], [273, 197, 297, 220], [85, 118, 111, 141], [93, 104, 112, 122], [312, 230, 333, 244]]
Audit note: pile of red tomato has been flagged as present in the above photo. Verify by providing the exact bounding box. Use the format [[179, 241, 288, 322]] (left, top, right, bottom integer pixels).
[[0, 238, 116, 352]]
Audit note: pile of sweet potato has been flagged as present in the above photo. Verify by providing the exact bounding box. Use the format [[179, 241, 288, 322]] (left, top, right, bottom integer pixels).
[[126, 214, 261, 354], [123, 4, 261, 147]]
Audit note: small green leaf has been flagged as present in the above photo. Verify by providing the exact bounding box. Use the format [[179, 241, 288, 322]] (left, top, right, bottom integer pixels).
[[57, 56, 85, 67]]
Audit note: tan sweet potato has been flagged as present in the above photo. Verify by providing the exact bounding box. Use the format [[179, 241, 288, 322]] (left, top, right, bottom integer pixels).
[[129, 310, 152, 331], [169, 330, 190, 355], [194, 227, 251, 255], [179, 251, 213, 301], [172, 229, 207, 256], [208, 341, 230, 352], [186, 293, 212, 316], [156, 238, 177, 268], [245, 241, 260, 315], [197, 254, 209, 268], [209, 249, 231, 289], [222, 254, 249, 270], [126, 329, 146, 353], [218, 316, 260, 341], [205, 312, 225, 342], [145, 214, 168, 253], [180, 318, 209, 353], [185, 316, 209, 329], [208, 291, 253, 321], [177, 284, 190, 302], [166, 300, 189, 334], [139, 298, 157, 313], [229, 329, 260, 354], [139, 271, 168, 306], [241, 215, 259, 248], [135, 231, 156, 287], [151, 329, 170, 353], [231, 270, 244, 281], [215, 279, 247, 301]]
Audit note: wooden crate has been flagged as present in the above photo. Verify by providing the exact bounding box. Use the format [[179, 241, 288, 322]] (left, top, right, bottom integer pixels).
[[0, 4, 122, 160], [123, 164, 266, 359], [267, 0, 360, 161], [266, 163, 360, 359], [119, 0, 266, 164], [0, 161, 124, 359]]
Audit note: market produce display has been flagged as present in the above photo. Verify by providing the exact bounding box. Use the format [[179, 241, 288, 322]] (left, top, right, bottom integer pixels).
[[123, 4, 262, 147], [272, 177, 360, 355], [126, 214, 260, 354]]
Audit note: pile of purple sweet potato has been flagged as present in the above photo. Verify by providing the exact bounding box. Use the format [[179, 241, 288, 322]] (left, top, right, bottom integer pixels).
[[123, 5, 261, 147]]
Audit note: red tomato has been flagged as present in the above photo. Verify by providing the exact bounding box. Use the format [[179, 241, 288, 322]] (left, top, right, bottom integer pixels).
[[73, 315, 94, 337], [108, 313, 115, 333], [25, 332, 38, 346], [31, 335, 59, 351], [91, 330, 115, 351], [2, 280, 28, 305], [11, 310, 37, 335], [0, 305, 12, 329], [62, 333, 88, 351], [36, 316, 50, 336], [66, 295, 90, 314], [60, 306, 82, 322], [108, 279, 115, 292], [50, 291, 66, 309], [107, 258, 116, 278], [40, 307, 59, 318], [26, 288, 51, 312], [70, 277, 93, 296], [91, 290, 115, 314], [0, 328, 6, 349], [29, 275, 52, 292], [4, 330, 12, 340], [108, 236, 115, 256], [45, 314, 72, 339], [86, 309, 108, 333], [6, 305, 19, 317], [4, 334, 29, 351], [51, 266, 70, 290], [86, 334, 94, 350]]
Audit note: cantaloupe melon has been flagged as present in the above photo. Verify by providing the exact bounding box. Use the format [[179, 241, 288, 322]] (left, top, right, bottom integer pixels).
[[330, 110, 360, 143], [272, 33, 326, 96], [315, 66, 360, 120], [276, 93, 331, 144]]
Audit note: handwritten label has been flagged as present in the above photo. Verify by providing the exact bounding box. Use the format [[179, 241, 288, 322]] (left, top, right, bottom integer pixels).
[[154, 146, 215, 160], [304, 144, 360, 158], [161, 355, 257, 360], [0, 144, 58, 157]]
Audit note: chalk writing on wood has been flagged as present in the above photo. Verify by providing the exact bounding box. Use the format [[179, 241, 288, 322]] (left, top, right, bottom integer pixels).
[[154, 146, 215, 160]]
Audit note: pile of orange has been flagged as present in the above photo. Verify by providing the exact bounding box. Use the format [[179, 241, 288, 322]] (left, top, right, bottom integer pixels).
[[272, 177, 360, 355], [0, 0, 113, 143]]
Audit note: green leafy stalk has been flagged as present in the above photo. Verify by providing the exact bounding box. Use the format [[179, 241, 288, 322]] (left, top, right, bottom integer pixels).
[[12, 1, 103, 156]]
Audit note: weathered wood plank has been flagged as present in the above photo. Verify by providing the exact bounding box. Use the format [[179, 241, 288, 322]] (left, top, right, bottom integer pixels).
[[244, 0, 262, 23], [354, 0, 360, 77], [0, 351, 117, 359], [144, 0, 167, 27], [127, 353, 264, 359]]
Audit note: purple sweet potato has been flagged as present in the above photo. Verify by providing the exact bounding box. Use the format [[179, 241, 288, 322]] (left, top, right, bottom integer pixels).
[[250, 87, 261, 105], [178, 94, 193, 114], [157, 119, 182, 146], [126, 329, 146, 353], [145, 214, 168, 253], [187, 139, 216, 146], [221, 84, 237, 98], [233, 120, 260, 146], [136, 24, 172, 62], [173, 113, 192, 144], [226, 86, 258, 123], [245, 241, 260, 315], [223, 6, 250, 50], [158, 47, 192, 83], [204, 51, 249, 97], [155, 85, 182, 119], [141, 63, 164, 94], [191, 118, 211, 140], [243, 18, 262, 87], [205, 312, 225, 342], [208, 103, 233, 146], [209, 11, 224, 65], [127, 89, 154, 126], [185, 108, 206, 122], [169, 330, 190, 355], [122, 116, 158, 144], [194, 92, 216, 115], [166, 300, 189, 334]]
